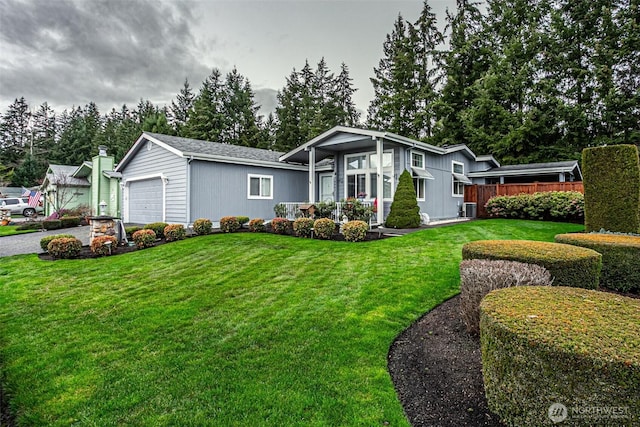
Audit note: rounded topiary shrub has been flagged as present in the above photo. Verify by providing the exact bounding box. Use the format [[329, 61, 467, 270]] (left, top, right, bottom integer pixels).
[[192, 218, 212, 235], [313, 218, 335, 240], [125, 226, 142, 240], [385, 169, 421, 228], [220, 216, 240, 233], [47, 237, 82, 259], [459, 259, 552, 335], [555, 233, 640, 293], [462, 240, 602, 289], [293, 217, 314, 238], [144, 222, 168, 239], [132, 229, 156, 249], [480, 286, 640, 426], [40, 234, 75, 252], [164, 224, 186, 242], [90, 235, 117, 256], [248, 218, 265, 232], [270, 217, 290, 235], [236, 216, 250, 226], [342, 220, 369, 242]]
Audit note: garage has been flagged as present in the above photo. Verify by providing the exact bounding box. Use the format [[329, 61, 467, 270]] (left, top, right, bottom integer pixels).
[[127, 178, 163, 224]]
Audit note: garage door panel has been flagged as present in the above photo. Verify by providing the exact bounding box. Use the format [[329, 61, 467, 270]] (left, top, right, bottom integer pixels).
[[129, 179, 163, 224]]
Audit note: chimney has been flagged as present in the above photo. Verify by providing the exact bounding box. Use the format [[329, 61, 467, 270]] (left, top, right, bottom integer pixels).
[[98, 145, 108, 156]]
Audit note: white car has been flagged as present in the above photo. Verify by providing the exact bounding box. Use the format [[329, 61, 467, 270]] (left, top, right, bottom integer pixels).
[[0, 197, 44, 217]]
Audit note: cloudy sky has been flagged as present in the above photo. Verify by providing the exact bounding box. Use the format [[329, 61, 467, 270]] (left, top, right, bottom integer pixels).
[[0, 0, 455, 118]]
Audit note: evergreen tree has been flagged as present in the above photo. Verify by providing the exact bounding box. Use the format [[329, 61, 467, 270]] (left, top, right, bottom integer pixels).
[[0, 97, 31, 170], [333, 63, 361, 127], [183, 68, 226, 142], [220, 68, 262, 147], [11, 154, 45, 186], [385, 169, 421, 228], [31, 102, 56, 161], [170, 78, 195, 136]]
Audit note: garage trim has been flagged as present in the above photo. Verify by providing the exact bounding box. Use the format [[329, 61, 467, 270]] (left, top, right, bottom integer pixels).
[[123, 173, 168, 223]]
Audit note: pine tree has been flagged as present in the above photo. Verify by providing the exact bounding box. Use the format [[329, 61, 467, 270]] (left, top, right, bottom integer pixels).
[[170, 78, 195, 136], [333, 63, 361, 127], [183, 68, 226, 142], [220, 68, 262, 147], [385, 169, 421, 228], [0, 97, 31, 170]]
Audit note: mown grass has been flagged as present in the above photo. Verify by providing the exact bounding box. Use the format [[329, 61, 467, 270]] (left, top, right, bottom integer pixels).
[[0, 219, 583, 426], [0, 225, 38, 237]]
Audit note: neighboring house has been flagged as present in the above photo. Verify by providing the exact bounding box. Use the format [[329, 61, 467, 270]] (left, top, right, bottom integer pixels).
[[41, 146, 122, 217], [468, 161, 582, 184], [114, 126, 582, 226]]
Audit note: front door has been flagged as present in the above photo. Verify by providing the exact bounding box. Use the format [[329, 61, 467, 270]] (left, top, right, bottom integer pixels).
[[319, 173, 334, 202]]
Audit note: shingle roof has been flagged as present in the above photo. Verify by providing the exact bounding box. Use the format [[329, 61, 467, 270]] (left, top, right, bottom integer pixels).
[[145, 133, 285, 163], [46, 164, 90, 186], [488, 161, 578, 172]]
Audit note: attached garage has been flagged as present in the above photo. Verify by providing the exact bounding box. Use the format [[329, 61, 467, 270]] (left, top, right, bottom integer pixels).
[[127, 177, 164, 223]]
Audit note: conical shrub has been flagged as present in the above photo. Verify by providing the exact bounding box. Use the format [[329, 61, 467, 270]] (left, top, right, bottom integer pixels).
[[385, 169, 421, 228]]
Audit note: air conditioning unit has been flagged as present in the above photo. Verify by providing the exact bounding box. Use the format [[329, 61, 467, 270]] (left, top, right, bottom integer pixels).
[[464, 203, 477, 218]]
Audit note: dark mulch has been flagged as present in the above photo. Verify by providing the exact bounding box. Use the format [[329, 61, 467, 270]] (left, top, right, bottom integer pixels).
[[388, 295, 505, 427]]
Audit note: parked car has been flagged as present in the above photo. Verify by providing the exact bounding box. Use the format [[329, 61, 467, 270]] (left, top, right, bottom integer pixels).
[[0, 197, 44, 217]]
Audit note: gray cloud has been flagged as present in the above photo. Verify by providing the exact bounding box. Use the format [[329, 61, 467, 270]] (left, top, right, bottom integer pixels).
[[0, 0, 211, 112]]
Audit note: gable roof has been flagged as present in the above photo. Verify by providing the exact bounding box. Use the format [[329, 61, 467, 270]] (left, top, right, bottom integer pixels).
[[43, 164, 91, 188], [468, 160, 582, 179], [116, 133, 307, 172]]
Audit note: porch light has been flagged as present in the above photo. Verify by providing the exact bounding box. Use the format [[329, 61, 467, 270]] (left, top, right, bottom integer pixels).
[[99, 200, 107, 216]]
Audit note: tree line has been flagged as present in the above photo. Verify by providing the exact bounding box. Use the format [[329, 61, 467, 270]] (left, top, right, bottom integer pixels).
[[1, 0, 638, 187]]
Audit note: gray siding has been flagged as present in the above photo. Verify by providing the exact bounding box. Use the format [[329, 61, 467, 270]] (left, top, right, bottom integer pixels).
[[190, 161, 307, 221], [120, 142, 188, 224]]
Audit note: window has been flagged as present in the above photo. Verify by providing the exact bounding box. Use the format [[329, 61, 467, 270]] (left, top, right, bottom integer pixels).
[[453, 180, 465, 197], [411, 152, 424, 169], [370, 152, 393, 169], [414, 178, 426, 201], [347, 155, 367, 170], [345, 151, 394, 200], [248, 174, 273, 199], [452, 161, 464, 174]]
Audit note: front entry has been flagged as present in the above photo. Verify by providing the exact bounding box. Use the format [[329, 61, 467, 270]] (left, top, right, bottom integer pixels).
[[319, 173, 334, 202]]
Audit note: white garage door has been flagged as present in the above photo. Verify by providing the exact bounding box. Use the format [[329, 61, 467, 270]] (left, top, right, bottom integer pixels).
[[128, 179, 163, 224]]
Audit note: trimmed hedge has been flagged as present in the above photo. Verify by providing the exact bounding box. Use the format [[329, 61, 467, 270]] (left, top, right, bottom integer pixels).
[[124, 226, 142, 239], [132, 229, 156, 249], [16, 221, 42, 231], [342, 220, 369, 242], [462, 240, 602, 289], [42, 219, 62, 230], [47, 237, 82, 259], [60, 216, 81, 228], [164, 224, 186, 242], [192, 218, 212, 235], [248, 218, 265, 232], [583, 144, 640, 233], [313, 218, 335, 239], [485, 191, 584, 222], [459, 260, 552, 335], [555, 233, 640, 293], [220, 216, 240, 233], [90, 235, 117, 256], [40, 234, 76, 252], [236, 216, 250, 226], [293, 217, 314, 238], [143, 222, 168, 239], [385, 169, 421, 228], [480, 286, 640, 426]]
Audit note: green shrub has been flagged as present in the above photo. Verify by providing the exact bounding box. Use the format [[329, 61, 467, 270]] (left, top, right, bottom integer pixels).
[[555, 233, 640, 293], [315, 201, 337, 219], [192, 218, 212, 235], [293, 217, 314, 237], [164, 224, 186, 242], [90, 235, 117, 256], [16, 221, 42, 231], [132, 229, 156, 249], [313, 218, 335, 240], [60, 216, 81, 228], [236, 216, 250, 226], [583, 144, 640, 233], [480, 286, 640, 426], [485, 191, 584, 221], [220, 216, 240, 233], [274, 203, 287, 218], [340, 198, 373, 222], [385, 170, 421, 228], [42, 219, 62, 230], [459, 260, 552, 335], [47, 237, 82, 259], [342, 220, 369, 242], [125, 226, 142, 239], [248, 218, 265, 232], [40, 234, 75, 252], [270, 217, 290, 235], [144, 222, 168, 239], [462, 240, 602, 289]]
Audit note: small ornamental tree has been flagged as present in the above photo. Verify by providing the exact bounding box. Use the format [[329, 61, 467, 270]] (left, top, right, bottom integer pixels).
[[583, 145, 640, 233], [385, 169, 421, 228]]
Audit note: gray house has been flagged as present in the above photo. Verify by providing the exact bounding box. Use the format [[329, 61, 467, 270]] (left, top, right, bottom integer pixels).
[[115, 126, 580, 226]]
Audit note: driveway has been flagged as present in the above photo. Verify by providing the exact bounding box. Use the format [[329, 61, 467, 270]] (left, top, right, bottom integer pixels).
[[0, 226, 90, 257]]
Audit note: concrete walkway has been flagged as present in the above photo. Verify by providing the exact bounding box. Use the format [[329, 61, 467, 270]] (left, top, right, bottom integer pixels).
[[0, 226, 90, 257]]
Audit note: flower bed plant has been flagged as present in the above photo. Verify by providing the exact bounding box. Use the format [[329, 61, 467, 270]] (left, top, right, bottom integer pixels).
[[270, 217, 290, 235], [248, 218, 265, 232], [164, 224, 186, 242], [90, 236, 118, 256], [40, 234, 76, 252], [293, 217, 314, 238], [192, 218, 212, 235], [143, 222, 168, 239], [125, 226, 142, 239], [132, 229, 156, 249], [47, 237, 82, 259], [220, 216, 240, 233], [236, 216, 250, 226], [342, 220, 369, 242], [313, 218, 335, 239], [485, 191, 584, 221]]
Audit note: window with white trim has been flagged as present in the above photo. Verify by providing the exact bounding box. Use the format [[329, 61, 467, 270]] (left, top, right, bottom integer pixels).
[[452, 161, 464, 174], [411, 152, 425, 169], [413, 178, 426, 201], [248, 174, 273, 199], [344, 151, 394, 200], [452, 161, 465, 197]]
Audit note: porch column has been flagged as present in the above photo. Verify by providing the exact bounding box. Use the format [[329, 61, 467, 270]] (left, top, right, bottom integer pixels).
[[308, 147, 316, 203], [559, 172, 565, 182], [376, 137, 384, 224]]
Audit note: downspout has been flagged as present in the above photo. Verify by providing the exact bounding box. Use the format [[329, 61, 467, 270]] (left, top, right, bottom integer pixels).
[[186, 156, 193, 226]]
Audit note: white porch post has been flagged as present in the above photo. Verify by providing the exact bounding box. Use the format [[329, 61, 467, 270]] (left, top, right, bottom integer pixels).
[[308, 147, 316, 203], [376, 137, 384, 224]]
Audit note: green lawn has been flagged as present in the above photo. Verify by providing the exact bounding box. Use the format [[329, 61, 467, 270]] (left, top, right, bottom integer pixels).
[[0, 219, 583, 426], [0, 225, 38, 237]]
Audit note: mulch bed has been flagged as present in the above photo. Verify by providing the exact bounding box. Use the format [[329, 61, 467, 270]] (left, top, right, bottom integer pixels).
[[388, 295, 505, 427]]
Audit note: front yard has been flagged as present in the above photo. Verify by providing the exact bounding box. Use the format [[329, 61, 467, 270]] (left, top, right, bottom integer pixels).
[[0, 219, 583, 426]]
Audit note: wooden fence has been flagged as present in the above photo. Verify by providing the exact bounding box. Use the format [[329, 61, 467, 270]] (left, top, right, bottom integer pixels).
[[465, 182, 584, 218]]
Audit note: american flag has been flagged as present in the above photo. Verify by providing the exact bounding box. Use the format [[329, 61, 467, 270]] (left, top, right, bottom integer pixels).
[[21, 187, 31, 197], [28, 191, 42, 208]]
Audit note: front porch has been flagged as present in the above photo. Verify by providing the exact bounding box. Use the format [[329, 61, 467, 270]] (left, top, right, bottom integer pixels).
[[277, 201, 378, 226]]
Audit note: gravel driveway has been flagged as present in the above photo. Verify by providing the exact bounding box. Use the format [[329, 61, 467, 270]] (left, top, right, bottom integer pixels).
[[0, 226, 90, 257]]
